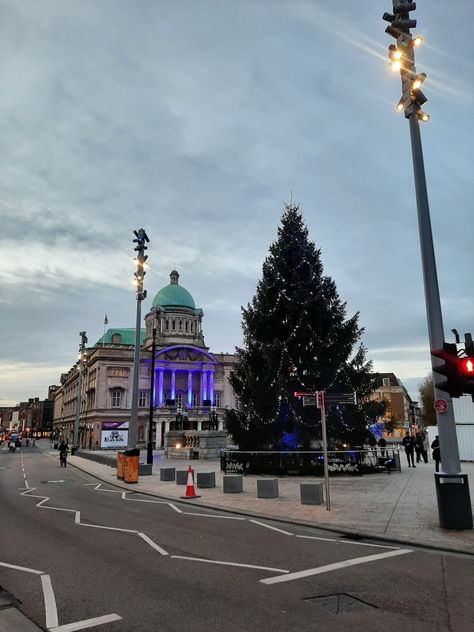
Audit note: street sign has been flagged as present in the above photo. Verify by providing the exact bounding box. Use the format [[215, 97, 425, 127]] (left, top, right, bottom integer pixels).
[[434, 399, 448, 414]]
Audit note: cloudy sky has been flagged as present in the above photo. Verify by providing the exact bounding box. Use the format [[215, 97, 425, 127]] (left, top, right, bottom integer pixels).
[[1, 0, 472, 406]]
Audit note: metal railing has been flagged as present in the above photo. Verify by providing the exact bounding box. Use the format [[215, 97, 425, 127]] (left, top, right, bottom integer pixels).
[[220, 448, 401, 477]]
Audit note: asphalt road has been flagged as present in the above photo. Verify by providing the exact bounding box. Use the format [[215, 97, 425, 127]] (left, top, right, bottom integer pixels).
[[1, 444, 473, 632]]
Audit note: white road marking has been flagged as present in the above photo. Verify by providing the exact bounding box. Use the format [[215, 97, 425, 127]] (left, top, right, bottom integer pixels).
[[49, 613, 122, 631], [78, 522, 138, 534], [260, 548, 412, 585], [295, 534, 400, 549], [47, 480, 66, 484], [137, 532, 169, 556], [249, 519, 294, 536], [0, 561, 44, 575], [183, 512, 245, 521], [172, 555, 290, 574], [41, 574, 59, 629]]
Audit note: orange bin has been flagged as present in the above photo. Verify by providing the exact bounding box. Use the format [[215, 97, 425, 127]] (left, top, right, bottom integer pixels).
[[123, 449, 139, 484], [116, 452, 125, 480]]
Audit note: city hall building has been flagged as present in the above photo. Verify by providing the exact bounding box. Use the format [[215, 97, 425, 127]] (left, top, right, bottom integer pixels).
[[52, 271, 238, 458]]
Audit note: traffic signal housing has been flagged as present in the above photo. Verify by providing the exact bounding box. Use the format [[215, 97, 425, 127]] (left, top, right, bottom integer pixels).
[[459, 357, 474, 400], [431, 343, 463, 398]]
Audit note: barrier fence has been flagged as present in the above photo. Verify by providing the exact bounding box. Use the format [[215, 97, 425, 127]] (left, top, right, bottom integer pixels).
[[220, 448, 401, 477]]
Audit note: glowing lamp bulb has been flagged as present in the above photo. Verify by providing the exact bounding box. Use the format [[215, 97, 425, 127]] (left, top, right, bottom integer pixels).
[[420, 112, 430, 122], [413, 35, 424, 47], [391, 60, 402, 72], [396, 100, 404, 112], [393, 50, 402, 60]]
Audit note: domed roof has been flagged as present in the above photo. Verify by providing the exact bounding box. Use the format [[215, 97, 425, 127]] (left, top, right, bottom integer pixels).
[[152, 270, 196, 309]]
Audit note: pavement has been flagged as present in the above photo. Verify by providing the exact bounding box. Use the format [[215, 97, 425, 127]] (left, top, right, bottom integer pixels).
[[51, 444, 474, 555]]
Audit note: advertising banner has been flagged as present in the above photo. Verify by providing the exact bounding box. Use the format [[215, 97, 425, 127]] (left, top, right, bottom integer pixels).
[[101, 421, 129, 449]]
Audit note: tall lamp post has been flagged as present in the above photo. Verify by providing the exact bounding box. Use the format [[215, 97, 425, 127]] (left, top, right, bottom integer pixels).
[[129, 229, 149, 450], [73, 331, 88, 453], [147, 313, 159, 465], [383, 1, 472, 529]]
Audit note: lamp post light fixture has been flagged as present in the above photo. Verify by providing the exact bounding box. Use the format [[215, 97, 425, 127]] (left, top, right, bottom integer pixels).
[[73, 331, 88, 453], [147, 313, 159, 465], [129, 228, 149, 450], [383, 1, 472, 529]]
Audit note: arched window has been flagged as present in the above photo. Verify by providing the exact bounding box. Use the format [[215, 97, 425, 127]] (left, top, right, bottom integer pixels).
[[179, 320, 183, 331], [185, 321, 189, 332], [172, 320, 176, 330], [165, 320, 169, 330]]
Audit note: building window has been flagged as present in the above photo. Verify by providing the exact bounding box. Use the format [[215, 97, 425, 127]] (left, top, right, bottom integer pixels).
[[138, 391, 147, 408], [111, 334, 121, 344], [192, 393, 198, 407], [190, 322, 194, 333], [165, 320, 169, 330], [214, 392, 222, 408], [172, 320, 175, 330], [176, 393, 183, 407], [179, 320, 183, 331], [382, 378, 390, 387], [111, 389, 122, 408], [185, 321, 189, 332], [138, 426, 144, 442]]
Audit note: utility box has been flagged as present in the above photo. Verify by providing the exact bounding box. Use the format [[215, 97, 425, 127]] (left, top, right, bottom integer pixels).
[[435, 473, 473, 530]]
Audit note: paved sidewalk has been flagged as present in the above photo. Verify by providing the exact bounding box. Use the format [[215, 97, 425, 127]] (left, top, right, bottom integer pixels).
[[51, 446, 474, 554]]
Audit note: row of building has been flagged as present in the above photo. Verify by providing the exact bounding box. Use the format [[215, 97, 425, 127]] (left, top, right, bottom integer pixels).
[[1, 270, 423, 456]]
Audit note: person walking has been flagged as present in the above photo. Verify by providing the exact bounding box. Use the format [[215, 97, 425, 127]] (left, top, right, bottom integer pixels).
[[415, 433, 423, 463], [402, 432, 416, 468], [422, 433, 429, 464], [58, 439, 68, 468], [378, 436, 387, 458], [431, 435, 441, 473]]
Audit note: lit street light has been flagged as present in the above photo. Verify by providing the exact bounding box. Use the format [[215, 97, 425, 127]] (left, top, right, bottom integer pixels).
[[383, 1, 472, 529]]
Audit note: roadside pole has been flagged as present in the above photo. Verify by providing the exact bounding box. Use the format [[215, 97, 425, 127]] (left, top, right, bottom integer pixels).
[[317, 391, 331, 511]]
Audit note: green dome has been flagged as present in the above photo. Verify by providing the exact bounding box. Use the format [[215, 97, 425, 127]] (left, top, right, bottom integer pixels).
[[152, 271, 195, 309]]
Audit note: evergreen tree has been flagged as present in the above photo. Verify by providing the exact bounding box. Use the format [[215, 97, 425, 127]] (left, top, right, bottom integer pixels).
[[226, 203, 370, 449]]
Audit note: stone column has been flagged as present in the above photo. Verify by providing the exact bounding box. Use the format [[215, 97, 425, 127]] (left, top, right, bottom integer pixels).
[[218, 418, 224, 431], [158, 368, 164, 407], [165, 420, 170, 434], [209, 370, 214, 406], [197, 420, 202, 432], [155, 421, 163, 449], [187, 371, 193, 408], [201, 370, 208, 403], [171, 370, 176, 401]]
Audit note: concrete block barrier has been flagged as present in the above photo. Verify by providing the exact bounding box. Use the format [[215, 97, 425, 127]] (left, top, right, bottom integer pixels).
[[176, 469, 192, 485], [300, 481, 324, 505], [196, 471, 216, 489], [160, 467, 176, 482], [257, 478, 279, 498], [223, 475, 243, 493]]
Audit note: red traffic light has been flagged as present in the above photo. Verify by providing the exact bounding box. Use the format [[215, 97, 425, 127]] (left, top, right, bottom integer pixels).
[[461, 358, 474, 374]]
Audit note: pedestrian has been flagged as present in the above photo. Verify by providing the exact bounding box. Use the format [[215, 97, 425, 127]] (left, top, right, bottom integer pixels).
[[378, 436, 387, 458], [415, 433, 423, 463], [58, 439, 68, 468], [368, 434, 377, 462], [431, 435, 441, 473], [402, 432, 416, 468], [422, 433, 429, 464]]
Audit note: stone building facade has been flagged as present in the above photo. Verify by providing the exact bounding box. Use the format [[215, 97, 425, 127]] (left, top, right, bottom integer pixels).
[[52, 271, 237, 457]]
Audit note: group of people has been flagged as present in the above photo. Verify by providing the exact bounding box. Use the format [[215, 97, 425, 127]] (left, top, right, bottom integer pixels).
[[402, 431, 441, 471]]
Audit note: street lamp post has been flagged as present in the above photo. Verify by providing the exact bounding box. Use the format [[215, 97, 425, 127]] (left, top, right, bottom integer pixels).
[[129, 229, 149, 450], [147, 315, 158, 465], [73, 331, 88, 453], [383, 1, 472, 529]]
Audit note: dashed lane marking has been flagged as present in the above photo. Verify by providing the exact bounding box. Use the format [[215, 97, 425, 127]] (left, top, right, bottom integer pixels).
[[295, 534, 400, 549], [249, 519, 294, 536], [0, 561, 43, 575], [260, 549, 412, 585], [137, 532, 169, 556]]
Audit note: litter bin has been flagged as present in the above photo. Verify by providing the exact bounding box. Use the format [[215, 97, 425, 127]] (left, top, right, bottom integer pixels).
[[123, 448, 139, 484], [117, 451, 125, 480], [435, 473, 473, 530]]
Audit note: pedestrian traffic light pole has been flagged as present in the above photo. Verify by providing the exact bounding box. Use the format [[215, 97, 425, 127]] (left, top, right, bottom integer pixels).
[[146, 314, 159, 465], [129, 229, 149, 450], [383, 1, 472, 529], [73, 331, 88, 451]]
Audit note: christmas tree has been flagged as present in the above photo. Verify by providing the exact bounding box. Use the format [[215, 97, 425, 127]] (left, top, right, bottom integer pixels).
[[226, 202, 372, 450]]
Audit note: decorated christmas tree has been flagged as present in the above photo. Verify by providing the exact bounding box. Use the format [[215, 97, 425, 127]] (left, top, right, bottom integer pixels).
[[226, 202, 373, 449]]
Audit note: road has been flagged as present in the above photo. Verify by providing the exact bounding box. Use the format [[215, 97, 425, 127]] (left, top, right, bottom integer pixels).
[[1, 443, 473, 631]]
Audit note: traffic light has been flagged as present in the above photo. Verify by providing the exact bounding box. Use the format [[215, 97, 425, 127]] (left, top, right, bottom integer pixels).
[[460, 334, 474, 399], [431, 343, 463, 398]]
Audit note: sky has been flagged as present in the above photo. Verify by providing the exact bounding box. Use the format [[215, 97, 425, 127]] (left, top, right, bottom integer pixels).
[[0, 0, 473, 406]]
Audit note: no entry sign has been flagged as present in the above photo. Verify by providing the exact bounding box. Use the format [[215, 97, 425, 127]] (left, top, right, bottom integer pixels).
[[434, 399, 448, 414]]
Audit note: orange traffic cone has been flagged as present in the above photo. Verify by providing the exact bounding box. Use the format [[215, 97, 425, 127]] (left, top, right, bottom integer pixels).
[[181, 466, 200, 499]]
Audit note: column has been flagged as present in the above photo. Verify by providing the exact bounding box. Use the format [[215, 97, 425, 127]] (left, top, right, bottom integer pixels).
[[171, 369, 176, 401], [155, 421, 163, 449], [201, 370, 208, 403], [158, 368, 164, 407], [197, 420, 202, 432], [165, 420, 170, 434], [218, 418, 224, 432], [209, 371, 214, 406], [187, 371, 193, 407]]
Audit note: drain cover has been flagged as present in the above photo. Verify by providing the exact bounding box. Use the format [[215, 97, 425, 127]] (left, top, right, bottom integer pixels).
[[305, 593, 376, 615]]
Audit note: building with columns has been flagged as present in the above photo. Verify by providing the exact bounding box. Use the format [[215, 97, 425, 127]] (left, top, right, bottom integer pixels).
[[52, 271, 238, 458]]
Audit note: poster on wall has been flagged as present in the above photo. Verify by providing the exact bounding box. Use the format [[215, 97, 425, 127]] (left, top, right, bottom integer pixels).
[[101, 421, 129, 449]]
